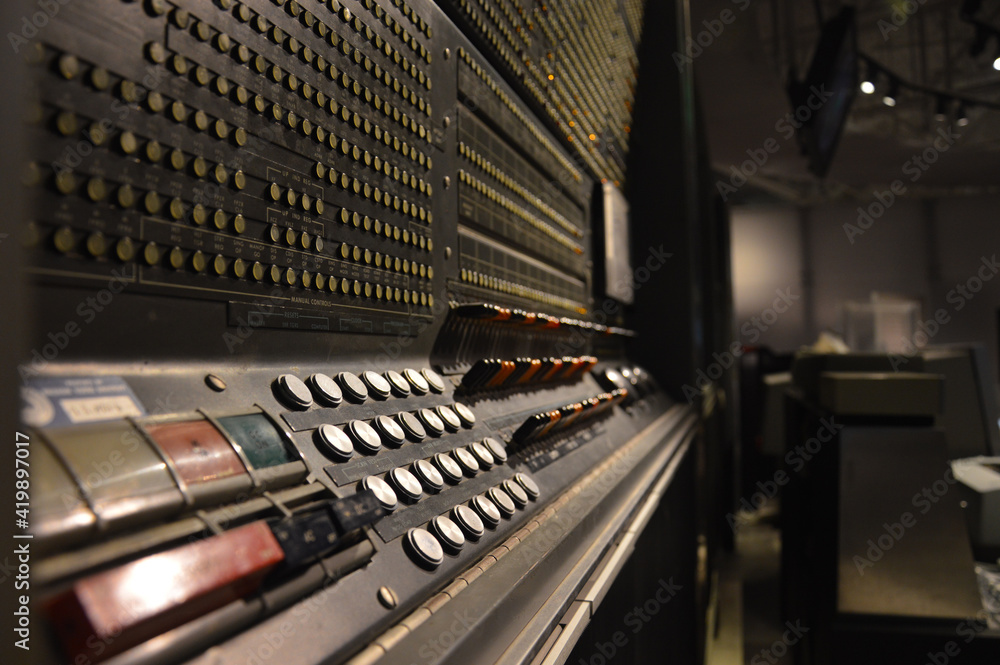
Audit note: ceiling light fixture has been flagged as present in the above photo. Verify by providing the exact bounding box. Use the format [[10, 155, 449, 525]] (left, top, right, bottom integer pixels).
[[860, 60, 877, 94]]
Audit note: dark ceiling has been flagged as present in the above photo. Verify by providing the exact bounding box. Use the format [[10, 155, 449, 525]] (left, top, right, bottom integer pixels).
[[692, 0, 1000, 204]]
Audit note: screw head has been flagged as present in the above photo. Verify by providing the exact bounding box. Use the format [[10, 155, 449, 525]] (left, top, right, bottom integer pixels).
[[205, 374, 227, 392], [377, 585, 398, 609]]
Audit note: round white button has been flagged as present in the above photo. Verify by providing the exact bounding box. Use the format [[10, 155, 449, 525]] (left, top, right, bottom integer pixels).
[[502, 479, 529, 507], [452, 504, 485, 539], [471, 494, 501, 527], [515, 473, 540, 499], [403, 368, 429, 394], [405, 527, 443, 568], [315, 424, 353, 459], [488, 487, 516, 517], [390, 467, 423, 501], [453, 447, 479, 475], [430, 515, 465, 551], [347, 420, 382, 453], [276, 374, 313, 409], [435, 405, 461, 431], [434, 452, 463, 482], [308, 373, 342, 406], [470, 441, 494, 467], [361, 370, 392, 398], [413, 458, 444, 491], [360, 476, 397, 511], [385, 370, 411, 396], [373, 415, 405, 446], [417, 408, 445, 435], [453, 402, 476, 427], [422, 368, 446, 392], [484, 437, 507, 462]]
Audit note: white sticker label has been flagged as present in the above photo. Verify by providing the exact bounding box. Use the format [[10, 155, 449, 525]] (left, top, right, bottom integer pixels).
[[60, 396, 143, 424]]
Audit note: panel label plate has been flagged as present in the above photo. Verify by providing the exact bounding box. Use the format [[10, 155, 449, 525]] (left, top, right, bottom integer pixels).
[[20, 376, 146, 428]]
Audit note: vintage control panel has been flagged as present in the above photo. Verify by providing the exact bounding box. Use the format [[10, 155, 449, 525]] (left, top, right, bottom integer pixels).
[[12, 2, 692, 665]]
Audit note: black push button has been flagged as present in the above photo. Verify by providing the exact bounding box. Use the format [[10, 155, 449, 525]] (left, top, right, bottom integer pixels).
[[372, 415, 405, 446], [361, 370, 392, 398], [452, 447, 479, 475], [433, 452, 463, 483], [452, 504, 484, 539], [429, 515, 465, 552], [405, 527, 443, 568], [417, 408, 444, 435], [502, 479, 529, 507], [360, 476, 397, 511], [337, 372, 369, 402], [471, 495, 501, 527], [384, 370, 411, 396], [488, 487, 516, 517], [403, 368, 429, 394], [515, 473, 540, 499], [315, 424, 353, 459], [483, 437, 507, 463], [276, 374, 313, 409], [453, 402, 476, 427], [435, 405, 461, 432], [421, 368, 445, 392], [308, 373, 343, 406], [412, 458, 444, 491], [346, 420, 382, 453]]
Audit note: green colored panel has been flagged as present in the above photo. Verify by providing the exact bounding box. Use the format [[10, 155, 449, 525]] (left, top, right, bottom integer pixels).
[[217, 414, 295, 469]]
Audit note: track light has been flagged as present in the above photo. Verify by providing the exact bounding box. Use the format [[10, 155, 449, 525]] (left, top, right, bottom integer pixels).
[[882, 78, 899, 107], [860, 61, 877, 94], [934, 96, 948, 121], [956, 104, 970, 126], [993, 55, 1000, 70], [957, 103, 970, 126]]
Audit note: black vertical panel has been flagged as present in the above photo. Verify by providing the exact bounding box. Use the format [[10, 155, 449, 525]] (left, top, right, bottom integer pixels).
[[567, 443, 699, 665], [625, 0, 708, 401]]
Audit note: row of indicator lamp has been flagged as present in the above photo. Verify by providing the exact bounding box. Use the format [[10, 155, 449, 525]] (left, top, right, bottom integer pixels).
[[461, 356, 598, 390], [45, 491, 385, 664], [33, 412, 307, 550], [511, 389, 629, 446]]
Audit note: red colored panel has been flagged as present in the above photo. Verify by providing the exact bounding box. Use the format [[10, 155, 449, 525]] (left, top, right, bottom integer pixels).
[[145, 420, 247, 485], [47, 521, 284, 663]]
